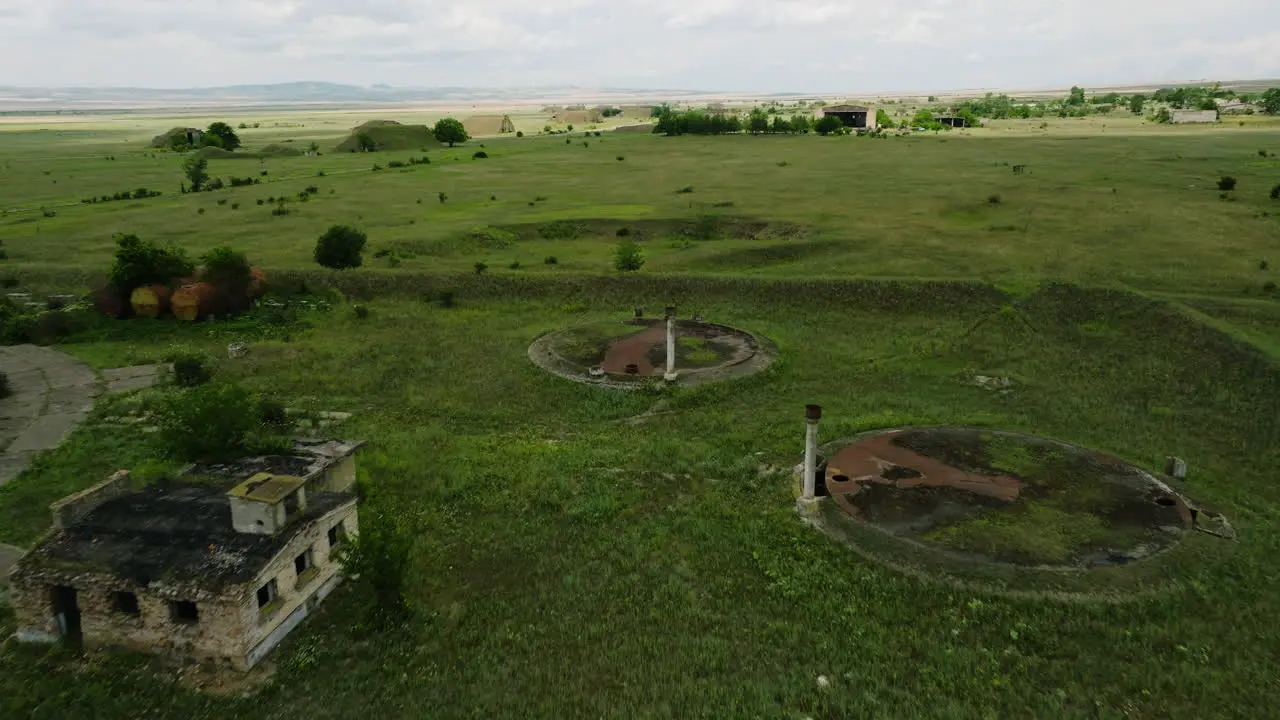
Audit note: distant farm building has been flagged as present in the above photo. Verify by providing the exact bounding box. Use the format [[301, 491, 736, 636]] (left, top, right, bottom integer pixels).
[[7, 440, 363, 671], [936, 115, 966, 128], [462, 115, 516, 136], [1170, 110, 1219, 124], [819, 105, 878, 130], [554, 109, 603, 125]]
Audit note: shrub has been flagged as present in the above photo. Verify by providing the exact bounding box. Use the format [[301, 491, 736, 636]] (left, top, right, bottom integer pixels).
[[387, 160, 405, 169], [1265, 281, 1278, 294], [676, 186, 694, 194], [217, 199, 227, 206], [157, 382, 257, 462], [333, 485, 418, 627], [987, 193, 1003, 205], [353, 304, 370, 320], [474, 262, 487, 275], [473, 151, 489, 159], [508, 261, 521, 270], [544, 256, 558, 265], [438, 192, 448, 204], [305, 185, 319, 194], [172, 355, 211, 388], [534, 196, 548, 202], [0, 371, 10, 399], [438, 291, 456, 308], [616, 227, 631, 237], [231, 203, 239, 210], [271, 204, 290, 216], [197, 208, 206, 214], [617, 156, 625, 161], [109, 234, 195, 293], [259, 169, 268, 176], [314, 225, 368, 270], [490, 194, 497, 201], [200, 246, 253, 304], [1260, 150, 1270, 157], [1218, 176, 1237, 191], [372, 164, 383, 171], [614, 237, 644, 272], [516, 131, 524, 137], [259, 399, 289, 428], [1271, 183, 1280, 200], [1260, 260, 1270, 271], [317, 170, 327, 177]]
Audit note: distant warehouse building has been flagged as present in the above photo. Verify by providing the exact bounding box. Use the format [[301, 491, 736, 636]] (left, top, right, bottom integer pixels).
[[819, 105, 878, 130], [1170, 109, 1219, 124]]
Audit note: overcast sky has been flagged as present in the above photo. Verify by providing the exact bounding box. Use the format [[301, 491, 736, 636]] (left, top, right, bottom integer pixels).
[[1, 0, 1278, 92]]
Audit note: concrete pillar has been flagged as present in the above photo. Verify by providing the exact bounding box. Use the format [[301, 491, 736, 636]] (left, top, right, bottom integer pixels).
[[664, 306, 678, 381], [803, 405, 822, 500]]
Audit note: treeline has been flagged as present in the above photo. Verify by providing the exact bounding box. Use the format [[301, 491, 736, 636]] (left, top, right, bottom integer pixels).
[[81, 188, 163, 204], [653, 107, 824, 136]]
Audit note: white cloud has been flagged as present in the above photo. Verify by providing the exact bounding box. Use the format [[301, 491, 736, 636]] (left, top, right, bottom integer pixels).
[[0, 0, 1276, 91]]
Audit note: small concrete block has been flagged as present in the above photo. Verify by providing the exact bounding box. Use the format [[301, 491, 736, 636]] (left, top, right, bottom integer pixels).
[[227, 342, 248, 359], [795, 497, 823, 517], [1164, 456, 1187, 479], [663, 372, 680, 382]]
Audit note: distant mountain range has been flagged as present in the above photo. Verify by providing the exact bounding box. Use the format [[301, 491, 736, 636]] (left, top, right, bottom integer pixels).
[[0, 82, 720, 110]]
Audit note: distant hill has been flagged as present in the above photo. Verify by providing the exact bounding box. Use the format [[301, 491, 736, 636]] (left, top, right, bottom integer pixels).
[[335, 120, 443, 153]]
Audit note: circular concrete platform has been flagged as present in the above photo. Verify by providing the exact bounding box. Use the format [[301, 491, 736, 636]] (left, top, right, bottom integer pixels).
[[528, 317, 777, 389]]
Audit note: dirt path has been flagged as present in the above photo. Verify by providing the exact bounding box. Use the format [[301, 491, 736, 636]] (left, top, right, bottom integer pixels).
[[601, 326, 665, 376], [826, 431, 1022, 503]]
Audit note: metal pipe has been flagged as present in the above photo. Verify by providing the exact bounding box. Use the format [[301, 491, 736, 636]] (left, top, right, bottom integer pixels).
[[803, 405, 822, 500]]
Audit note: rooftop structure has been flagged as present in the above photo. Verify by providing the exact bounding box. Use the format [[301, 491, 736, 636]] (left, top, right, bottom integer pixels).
[[7, 439, 363, 671]]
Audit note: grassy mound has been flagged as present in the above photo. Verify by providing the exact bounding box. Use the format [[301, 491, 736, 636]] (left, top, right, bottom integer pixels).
[[149, 127, 202, 149], [335, 120, 442, 152]]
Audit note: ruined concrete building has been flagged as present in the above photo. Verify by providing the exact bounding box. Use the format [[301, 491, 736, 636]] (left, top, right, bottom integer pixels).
[[7, 439, 364, 670]]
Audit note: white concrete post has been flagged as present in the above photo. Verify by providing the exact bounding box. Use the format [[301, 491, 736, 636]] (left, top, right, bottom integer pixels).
[[803, 404, 822, 500], [664, 306, 678, 381]]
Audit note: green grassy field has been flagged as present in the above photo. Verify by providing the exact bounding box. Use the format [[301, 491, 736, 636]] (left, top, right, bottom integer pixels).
[[2, 107, 1280, 718]]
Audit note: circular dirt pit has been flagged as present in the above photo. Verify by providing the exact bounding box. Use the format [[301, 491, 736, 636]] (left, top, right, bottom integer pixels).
[[819, 427, 1196, 571], [528, 318, 776, 388]]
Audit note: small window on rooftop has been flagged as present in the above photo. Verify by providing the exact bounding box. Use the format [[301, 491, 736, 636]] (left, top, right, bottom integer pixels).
[[169, 600, 199, 625], [256, 579, 278, 610], [113, 591, 140, 616]]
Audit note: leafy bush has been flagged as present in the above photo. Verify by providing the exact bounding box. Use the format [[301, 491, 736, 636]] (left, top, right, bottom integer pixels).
[[231, 203, 239, 210], [438, 192, 447, 204], [615, 238, 644, 272], [1218, 176, 1238, 191], [544, 256, 558, 265], [353, 304, 370, 319], [197, 208, 206, 214], [172, 355, 211, 388], [200, 246, 252, 303], [617, 156, 625, 161], [157, 382, 257, 462], [676, 186, 694, 194], [474, 262, 487, 275], [333, 485, 418, 626], [271, 204, 290, 216], [1271, 183, 1280, 200], [305, 185, 319, 194], [987, 193, 1003, 205], [259, 399, 289, 428], [315, 225, 368, 270], [508, 261, 521, 270], [473, 151, 489, 159], [516, 131, 524, 137], [438, 291, 456, 308], [538, 221, 584, 240], [1265, 281, 1278, 294], [616, 227, 631, 237], [372, 164, 383, 171], [1260, 150, 1270, 157], [108, 234, 195, 293]]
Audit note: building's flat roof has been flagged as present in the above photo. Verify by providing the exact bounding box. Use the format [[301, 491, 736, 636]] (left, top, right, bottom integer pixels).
[[186, 439, 364, 484], [824, 105, 870, 111], [20, 481, 354, 592], [227, 473, 305, 504]]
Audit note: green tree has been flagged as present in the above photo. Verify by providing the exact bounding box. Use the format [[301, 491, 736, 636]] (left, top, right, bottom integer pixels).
[[790, 114, 812, 133], [432, 117, 470, 147], [157, 382, 258, 462], [770, 115, 792, 134], [1067, 86, 1086, 106], [1129, 94, 1146, 115], [1260, 88, 1280, 115], [814, 115, 843, 136], [200, 246, 252, 310], [748, 108, 769, 134], [314, 225, 368, 269], [108, 233, 194, 292], [356, 132, 377, 152], [334, 484, 418, 627], [183, 155, 209, 192], [205, 122, 241, 150], [614, 237, 644, 272], [875, 108, 892, 127]]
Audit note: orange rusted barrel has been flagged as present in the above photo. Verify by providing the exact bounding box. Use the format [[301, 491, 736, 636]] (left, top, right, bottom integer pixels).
[[92, 285, 128, 318], [171, 282, 225, 321], [129, 284, 171, 318], [247, 267, 267, 299]]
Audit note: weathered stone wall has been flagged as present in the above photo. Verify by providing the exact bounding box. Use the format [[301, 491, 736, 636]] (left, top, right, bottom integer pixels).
[[229, 495, 286, 535], [50, 471, 131, 529], [315, 455, 357, 493], [9, 500, 359, 670], [233, 502, 358, 668], [1171, 110, 1219, 124]]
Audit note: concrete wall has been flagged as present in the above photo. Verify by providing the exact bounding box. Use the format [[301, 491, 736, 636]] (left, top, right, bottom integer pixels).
[[10, 501, 359, 670], [1171, 110, 1218, 124], [313, 455, 357, 493], [50, 471, 131, 530], [233, 502, 358, 669], [229, 495, 286, 535]]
